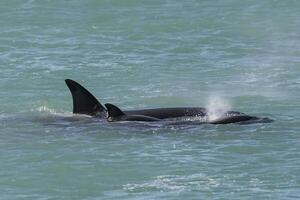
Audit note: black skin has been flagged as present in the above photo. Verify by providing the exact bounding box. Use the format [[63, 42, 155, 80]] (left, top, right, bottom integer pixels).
[[65, 79, 106, 117], [108, 115, 161, 122], [65, 79, 273, 124]]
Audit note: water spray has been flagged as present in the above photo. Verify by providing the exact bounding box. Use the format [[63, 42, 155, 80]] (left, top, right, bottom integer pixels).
[[206, 94, 232, 121]]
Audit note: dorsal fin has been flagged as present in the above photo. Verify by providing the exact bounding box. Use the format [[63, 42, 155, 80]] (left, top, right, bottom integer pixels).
[[105, 103, 125, 118], [65, 79, 106, 116]]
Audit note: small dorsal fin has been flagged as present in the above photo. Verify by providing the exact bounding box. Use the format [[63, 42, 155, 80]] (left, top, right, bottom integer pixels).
[[65, 79, 106, 116], [105, 103, 125, 118]]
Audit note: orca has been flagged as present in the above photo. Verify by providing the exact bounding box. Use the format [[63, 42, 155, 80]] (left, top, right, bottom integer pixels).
[[104, 103, 273, 124], [65, 79, 273, 124], [65, 79, 215, 119]]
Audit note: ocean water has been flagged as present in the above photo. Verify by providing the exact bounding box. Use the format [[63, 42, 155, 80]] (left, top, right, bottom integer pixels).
[[1, 0, 300, 199]]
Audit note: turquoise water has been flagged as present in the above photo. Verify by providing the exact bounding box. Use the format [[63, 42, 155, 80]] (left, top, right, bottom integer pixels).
[[1, 0, 300, 199]]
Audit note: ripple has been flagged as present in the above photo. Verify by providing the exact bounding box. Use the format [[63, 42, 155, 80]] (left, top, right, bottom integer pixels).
[[123, 173, 220, 193]]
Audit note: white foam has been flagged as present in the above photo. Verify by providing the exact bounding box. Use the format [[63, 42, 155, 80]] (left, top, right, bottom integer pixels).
[[33, 106, 73, 117], [35, 106, 56, 113], [123, 173, 220, 193]]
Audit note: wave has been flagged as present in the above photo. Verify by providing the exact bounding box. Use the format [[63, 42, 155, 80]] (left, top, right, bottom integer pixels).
[[123, 173, 219, 193], [32, 105, 73, 117]]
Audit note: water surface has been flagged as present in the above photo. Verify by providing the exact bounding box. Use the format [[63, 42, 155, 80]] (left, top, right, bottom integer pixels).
[[1, 0, 300, 199]]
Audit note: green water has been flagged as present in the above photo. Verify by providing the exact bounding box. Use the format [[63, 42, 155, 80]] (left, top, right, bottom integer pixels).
[[1, 0, 300, 199]]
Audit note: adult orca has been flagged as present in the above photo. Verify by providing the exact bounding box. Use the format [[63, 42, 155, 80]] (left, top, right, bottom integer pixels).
[[65, 79, 273, 124], [65, 79, 223, 119]]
